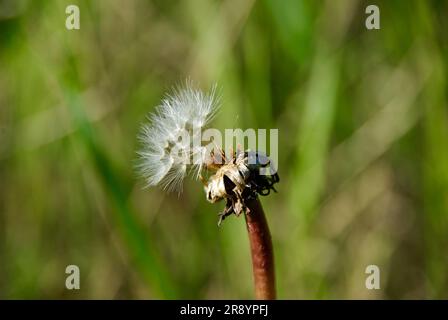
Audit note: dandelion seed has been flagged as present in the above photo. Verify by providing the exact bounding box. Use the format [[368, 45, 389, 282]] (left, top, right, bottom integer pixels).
[[137, 81, 220, 192]]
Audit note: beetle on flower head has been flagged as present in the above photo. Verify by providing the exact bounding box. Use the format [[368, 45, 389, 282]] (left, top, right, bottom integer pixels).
[[137, 82, 279, 225], [203, 149, 279, 225]]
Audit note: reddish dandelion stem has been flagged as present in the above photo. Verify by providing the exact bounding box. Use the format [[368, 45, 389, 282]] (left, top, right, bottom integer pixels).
[[245, 198, 276, 300]]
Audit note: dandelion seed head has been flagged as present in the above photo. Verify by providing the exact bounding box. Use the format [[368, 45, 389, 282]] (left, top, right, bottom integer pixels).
[[137, 81, 220, 193]]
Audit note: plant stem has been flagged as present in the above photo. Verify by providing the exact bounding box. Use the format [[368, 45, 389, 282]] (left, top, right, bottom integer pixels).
[[245, 197, 276, 299]]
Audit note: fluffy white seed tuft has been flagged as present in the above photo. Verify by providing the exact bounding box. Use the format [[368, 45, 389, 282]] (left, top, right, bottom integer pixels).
[[137, 82, 220, 193]]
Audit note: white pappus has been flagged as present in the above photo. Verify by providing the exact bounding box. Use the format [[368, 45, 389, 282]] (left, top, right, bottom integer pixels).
[[137, 82, 220, 192]]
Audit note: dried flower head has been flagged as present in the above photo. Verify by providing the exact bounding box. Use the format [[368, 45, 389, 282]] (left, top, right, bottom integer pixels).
[[137, 82, 220, 192]]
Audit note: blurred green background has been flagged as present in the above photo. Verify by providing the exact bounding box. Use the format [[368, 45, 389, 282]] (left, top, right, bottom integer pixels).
[[0, 0, 447, 299]]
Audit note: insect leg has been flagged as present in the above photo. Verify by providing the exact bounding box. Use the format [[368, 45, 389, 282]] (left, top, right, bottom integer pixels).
[[217, 200, 234, 227]]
